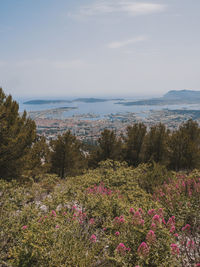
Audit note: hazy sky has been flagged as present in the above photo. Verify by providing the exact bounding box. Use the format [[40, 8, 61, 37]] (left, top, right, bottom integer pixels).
[[0, 0, 200, 98]]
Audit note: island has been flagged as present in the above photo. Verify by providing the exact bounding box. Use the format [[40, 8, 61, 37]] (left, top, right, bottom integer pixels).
[[24, 100, 72, 105]]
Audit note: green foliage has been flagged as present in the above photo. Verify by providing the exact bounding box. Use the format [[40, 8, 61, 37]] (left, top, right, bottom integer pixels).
[[24, 136, 50, 178], [50, 130, 86, 178], [136, 162, 171, 194], [0, 88, 36, 180], [168, 119, 200, 170], [123, 122, 147, 166], [1, 162, 191, 267], [141, 123, 169, 165], [89, 129, 122, 167]]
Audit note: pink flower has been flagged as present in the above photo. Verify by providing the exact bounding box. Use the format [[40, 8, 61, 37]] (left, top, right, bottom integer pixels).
[[152, 214, 160, 225], [170, 226, 176, 233], [146, 230, 156, 244], [119, 215, 125, 223], [151, 223, 156, 230], [51, 210, 56, 217], [138, 208, 143, 214], [182, 224, 191, 232], [89, 218, 95, 225], [115, 231, 120, 236], [103, 228, 107, 231], [133, 211, 143, 225], [114, 215, 125, 224], [137, 242, 149, 258], [90, 234, 97, 243], [174, 233, 179, 238], [148, 209, 156, 216], [196, 263, 200, 267], [187, 240, 195, 249], [55, 225, 59, 228], [116, 243, 127, 254], [129, 207, 135, 214], [170, 243, 179, 255], [22, 225, 28, 230], [167, 216, 175, 228]]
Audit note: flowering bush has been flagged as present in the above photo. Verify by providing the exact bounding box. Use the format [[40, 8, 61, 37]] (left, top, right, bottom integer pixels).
[[0, 161, 199, 266]]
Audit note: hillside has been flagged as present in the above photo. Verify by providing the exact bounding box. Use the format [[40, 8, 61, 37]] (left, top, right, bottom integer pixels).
[[118, 89, 200, 106], [1, 161, 199, 266]]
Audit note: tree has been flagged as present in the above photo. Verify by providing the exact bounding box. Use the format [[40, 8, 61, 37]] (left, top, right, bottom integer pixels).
[[50, 131, 86, 178], [89, 129, 122, 167], [141, 123, 169, 165], [168, 120, 200, 170], [123, 123, 147, 166], [0, 88, 36, 180], [24, 136, 50, 177]]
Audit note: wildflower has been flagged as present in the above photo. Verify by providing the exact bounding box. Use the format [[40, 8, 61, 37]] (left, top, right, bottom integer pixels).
[[129, 207, 135, 214], [55, 225, 59, 228], [138, 208, 143, 214], [133, 211, 143, 225], [170, 226, 176, 233], [182, 224, 191, 232], [167, 216, 175, 228], [151, 223, 156, 230], [119, 215, 125, 223], [22, 225, 28, 230], [115, 231, 120, 236], [174, 233, 179, 238], [114, 215, 125, 224], [196, 263, 200, 267], [51, 210, 56, 217], [187, 240, 195, 249], [89, 218, 95, 225], [146, 230, 156, 244], [148, 209, 156, 216], [152, 214, 161, 225], [103, 228, 107, 231], [137, 242, 149, 258], [90, 234, 97, 243], [170, 243, 179, 255], [116, 243, 127, 254]]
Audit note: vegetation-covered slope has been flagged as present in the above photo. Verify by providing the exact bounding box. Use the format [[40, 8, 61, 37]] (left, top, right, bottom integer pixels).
[[0, 161, 199, 266]]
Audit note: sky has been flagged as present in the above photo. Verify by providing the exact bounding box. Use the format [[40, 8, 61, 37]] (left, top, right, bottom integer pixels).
[[0, 0, 200, 98]]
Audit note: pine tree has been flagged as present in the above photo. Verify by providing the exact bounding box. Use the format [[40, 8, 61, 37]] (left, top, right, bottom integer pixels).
[[25, 136, 50, 177], [93, 129, 122, 164], [0, 88, 36, 180], [50, 131, 86, 178], [168, 120, 200, 170], [123, 123, 146, 166], [141, 123, 169, 165]]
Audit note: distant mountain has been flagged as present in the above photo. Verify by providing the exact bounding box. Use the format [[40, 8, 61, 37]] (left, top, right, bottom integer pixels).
[[163, 90, 200, 100], [118, 90, 200, 106]]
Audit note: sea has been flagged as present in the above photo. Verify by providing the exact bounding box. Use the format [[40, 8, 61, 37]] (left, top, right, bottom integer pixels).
[[17, 98, 200, 120]]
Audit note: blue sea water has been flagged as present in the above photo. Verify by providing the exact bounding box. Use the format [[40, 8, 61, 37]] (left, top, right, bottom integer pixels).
[[17, 98, 200, 119]]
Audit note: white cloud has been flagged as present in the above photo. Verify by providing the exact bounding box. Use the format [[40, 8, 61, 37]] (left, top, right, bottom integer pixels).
[[72, 1, 166, 18], [108, 35, 148, 49]]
